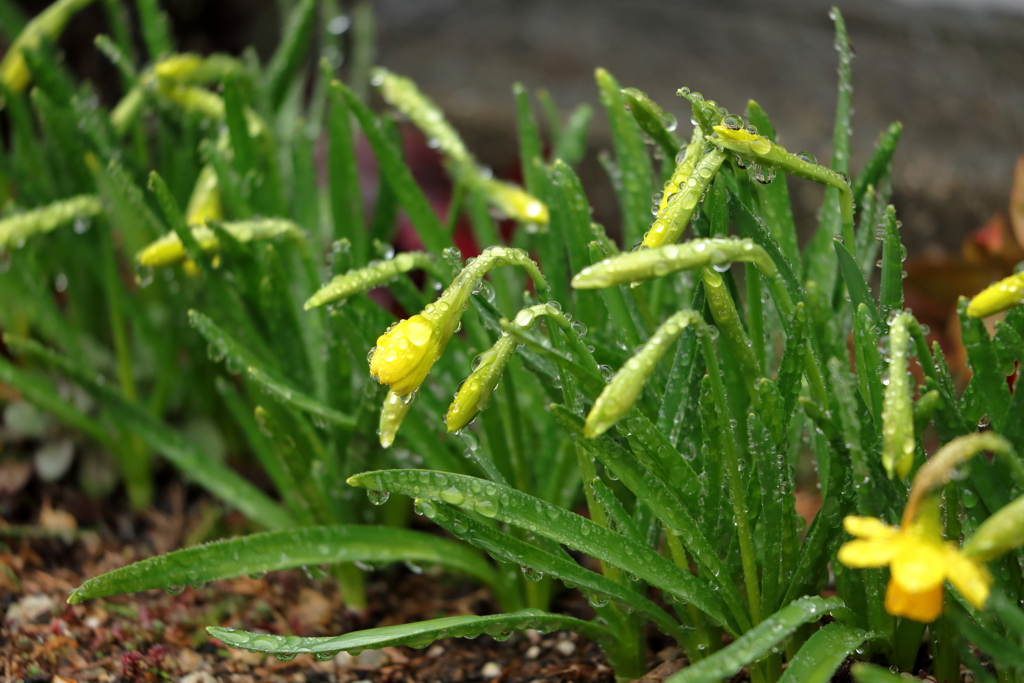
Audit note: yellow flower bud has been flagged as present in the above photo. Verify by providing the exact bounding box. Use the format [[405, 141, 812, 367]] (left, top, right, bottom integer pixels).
[[369, 315, 438, 397], [966, 271, 1024, 319]]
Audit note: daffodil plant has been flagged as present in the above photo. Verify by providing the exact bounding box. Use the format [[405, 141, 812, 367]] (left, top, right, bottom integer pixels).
[[3, 3, 1024, 682]]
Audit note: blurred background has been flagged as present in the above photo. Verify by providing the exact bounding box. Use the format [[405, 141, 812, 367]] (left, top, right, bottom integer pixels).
[[7, 0, 1024, 256]]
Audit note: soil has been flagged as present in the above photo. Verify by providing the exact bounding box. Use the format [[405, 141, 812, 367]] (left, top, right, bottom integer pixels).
[[0, 479, 687, 683]]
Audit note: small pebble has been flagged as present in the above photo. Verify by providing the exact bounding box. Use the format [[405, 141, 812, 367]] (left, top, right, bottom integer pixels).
[[355, 649, 389, 669], [524, 645, 541, 660], [555, 639, 576, 656], [426, 644, 445, 657], [480, 661, 503, 678]]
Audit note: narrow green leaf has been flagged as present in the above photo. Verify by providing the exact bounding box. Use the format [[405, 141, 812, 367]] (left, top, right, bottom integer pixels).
[[835, 239, 880, 327], [595, 68, 653, 247], [422, 500, 685, 638], [223, 76, 256, 177], [553, 103, 592, 167], [211, 608, 615, 657], [878, 205, 904, 322], [782, 494, 853, 606], [665, 596, 853, 683], [851, 122, 902, 209], [264, 0, 315, 111], [948, 603, 1024, 669], [854, 303, 885, 427], [778, 623, 876, 683], [802, 6, 853, 293], [746, 100, 800, 271], [4, 335, 294, 531], [326, 77, 366, 262], [134, 0, 173, 60], [69, 525, 502, 603], [851, 663, 909, 683], [348, 469, 735, 632], [621, 87, 681, 161], [341, 84, 448, 254], [958, 298, 1011, 433]]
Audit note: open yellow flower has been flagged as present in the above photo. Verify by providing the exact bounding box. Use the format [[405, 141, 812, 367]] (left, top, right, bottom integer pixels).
[[838, 502, 991, 623], [369, 315, 439, 396]]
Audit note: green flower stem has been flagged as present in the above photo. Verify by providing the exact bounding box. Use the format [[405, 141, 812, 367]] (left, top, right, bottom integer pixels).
[[641, 148, 726, 249], [699, 326, 761, 626]]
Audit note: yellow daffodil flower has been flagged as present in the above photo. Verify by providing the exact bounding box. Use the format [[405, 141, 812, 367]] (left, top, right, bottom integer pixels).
[[368, 246, 546, 400], [369, 315, 439, 397], [838, 500, 991, 623]]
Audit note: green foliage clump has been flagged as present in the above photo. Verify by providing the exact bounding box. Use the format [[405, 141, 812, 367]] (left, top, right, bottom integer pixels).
[[2, 2, 1024, 681]]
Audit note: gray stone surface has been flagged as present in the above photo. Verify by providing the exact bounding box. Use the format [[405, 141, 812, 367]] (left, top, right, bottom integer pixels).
[[374, 0, 1024, 253]]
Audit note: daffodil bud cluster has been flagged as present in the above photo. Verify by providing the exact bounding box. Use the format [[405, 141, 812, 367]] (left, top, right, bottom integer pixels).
[[369, 245, 546, 418], [372, 67, 548, 226]]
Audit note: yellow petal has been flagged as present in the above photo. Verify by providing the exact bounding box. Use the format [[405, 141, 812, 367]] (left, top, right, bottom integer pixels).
[[837, 539, 898, 568], [890, 537, 947, 593], [369, 315, 437, 396], [885, 579, 944, 623], [944, 545, 992, 611], [843, 516, 899, 541]]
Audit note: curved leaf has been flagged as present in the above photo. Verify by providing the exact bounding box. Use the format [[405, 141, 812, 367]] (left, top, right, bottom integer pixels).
[[417, 498, 688, 643], [69, 525, 505, 605], [348, 469, 734, 632], [778, 623, 877, 683], [209, 608, 615, 659], [666, 596, 853, 683]]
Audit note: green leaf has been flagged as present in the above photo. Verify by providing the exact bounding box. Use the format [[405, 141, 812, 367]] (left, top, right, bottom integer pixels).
[[621, 87, 681, 161], [948, 602, 1024, 669], [665, 596, 853, 683], [135, 0, 172, 60], [958, 298, 1011, 433], [246, 366, 356, 429], [781, 494, 852, 606], [420, 499, 686, 638], [210, 608, 615, 658], [851, 663, 909, 683], [341, 84, 449, 255], [835, 239, 880, 327], [554, 406, 749, 634], [264, 0, 315, 112], [851, 122, 901, 209], [326, 77, 366, 262], [553, 103, 592, 167], [347, 469, 735, 632], [802, 6, 853, 294], [595, 68, 653, 247], [4, 335, 294, 531], [878, 205, 904, 322], [778, 623, 876, 683], [854, 303, 885, 427], [69, 525, 503, 603], [746, 100, 799, 272]]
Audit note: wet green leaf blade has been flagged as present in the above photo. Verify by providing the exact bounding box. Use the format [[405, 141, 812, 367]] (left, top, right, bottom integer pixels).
[[70, 525, 503, 603]]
